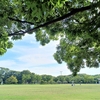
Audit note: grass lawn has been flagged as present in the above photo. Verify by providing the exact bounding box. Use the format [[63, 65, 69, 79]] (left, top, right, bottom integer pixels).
[[0, 84, 100, 100]]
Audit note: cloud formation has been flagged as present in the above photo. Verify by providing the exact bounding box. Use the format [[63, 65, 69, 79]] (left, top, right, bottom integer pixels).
[[0, 34, 100, 76]]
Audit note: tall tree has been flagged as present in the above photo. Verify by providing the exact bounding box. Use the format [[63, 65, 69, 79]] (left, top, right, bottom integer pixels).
[[0, 0, 100, 75], [0, 67, 10, 83], [5, 75, 18, 84], [21, 70, 31, 83]]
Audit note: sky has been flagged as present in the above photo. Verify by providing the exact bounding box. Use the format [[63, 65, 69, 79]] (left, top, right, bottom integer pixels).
[[0, 34, 100, 76]]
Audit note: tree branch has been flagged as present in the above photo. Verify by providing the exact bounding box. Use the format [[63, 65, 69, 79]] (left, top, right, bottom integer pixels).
[[8, 5, 91, 36], [8, 17, 34, 25]]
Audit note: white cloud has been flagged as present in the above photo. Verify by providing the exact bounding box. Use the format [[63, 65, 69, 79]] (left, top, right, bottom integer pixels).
[[0, 34, 66, 76], [15, 43, 58, 66], [1, 34, 100, 76], [0, 60, 16, 67], [79, 67, 100, 75], [11, 35, 59, 66], [28, 63, 71, 76], [0, 59, 70, 76]]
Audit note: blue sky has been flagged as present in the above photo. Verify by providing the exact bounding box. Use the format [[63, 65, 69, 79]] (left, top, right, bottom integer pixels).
[[0, 34, 100, 76]]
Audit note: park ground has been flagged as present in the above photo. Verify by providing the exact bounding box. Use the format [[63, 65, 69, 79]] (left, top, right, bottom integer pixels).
[[0, 84, 100, 100]]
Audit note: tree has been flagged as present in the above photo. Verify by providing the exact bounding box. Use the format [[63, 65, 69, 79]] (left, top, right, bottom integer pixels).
[[0, 0, 100, 75], [57, 75, 65, 83], [35, 75, 41, 84], [5, 75, 18, 84], [41, 75, 53, 83], [0, 67, 10, 83], [21, 70, 31, 84], [30, 73, 36, 84]]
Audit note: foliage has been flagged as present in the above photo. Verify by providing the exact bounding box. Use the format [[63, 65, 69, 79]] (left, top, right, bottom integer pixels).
[[1, 67, 100, 84], [0, 0, 100, 75], [5, 75, 18, 84], [21, 70, 31, 83]]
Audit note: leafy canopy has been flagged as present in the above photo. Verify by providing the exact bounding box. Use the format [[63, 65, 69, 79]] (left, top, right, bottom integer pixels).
[[0, 0, 100, 75]]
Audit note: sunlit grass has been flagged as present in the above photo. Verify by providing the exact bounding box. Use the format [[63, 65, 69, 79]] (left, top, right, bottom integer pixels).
[[0, 84, 100, 100]]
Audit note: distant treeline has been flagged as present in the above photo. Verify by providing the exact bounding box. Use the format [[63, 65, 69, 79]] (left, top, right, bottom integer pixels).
[[0, 67, 100, 84]]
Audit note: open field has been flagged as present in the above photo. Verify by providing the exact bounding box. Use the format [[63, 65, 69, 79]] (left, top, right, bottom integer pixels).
[[0, 84, 100, 100]]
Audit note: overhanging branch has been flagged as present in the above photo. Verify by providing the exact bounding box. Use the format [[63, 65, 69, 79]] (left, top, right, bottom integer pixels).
[[8, 5, 91, 36], [8, 17, 34, 25]]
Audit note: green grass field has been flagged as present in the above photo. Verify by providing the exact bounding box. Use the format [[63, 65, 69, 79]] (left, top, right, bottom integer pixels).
[[0, 84, 100, 100]]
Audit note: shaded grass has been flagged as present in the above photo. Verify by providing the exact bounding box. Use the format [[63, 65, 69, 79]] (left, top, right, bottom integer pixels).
[[0, 84, 100, 100]]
